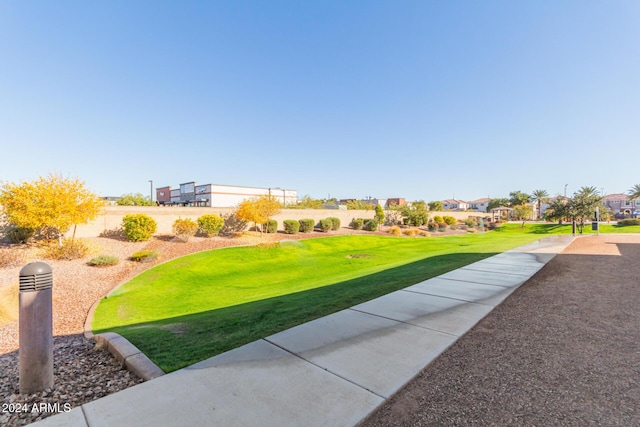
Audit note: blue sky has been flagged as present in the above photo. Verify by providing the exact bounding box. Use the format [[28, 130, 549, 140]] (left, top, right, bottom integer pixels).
[[1, 1, 638, 202]]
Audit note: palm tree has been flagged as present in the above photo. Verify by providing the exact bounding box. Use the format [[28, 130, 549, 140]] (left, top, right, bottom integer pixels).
[[629, 184, 640, 216], [531, 189, 549, 220]]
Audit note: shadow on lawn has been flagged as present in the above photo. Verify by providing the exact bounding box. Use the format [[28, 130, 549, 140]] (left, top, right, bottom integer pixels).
[[93, 251, 499, 372]]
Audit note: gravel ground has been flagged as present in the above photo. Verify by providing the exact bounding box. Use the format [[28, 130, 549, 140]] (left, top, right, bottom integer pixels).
[[361, 235, 640, 426]]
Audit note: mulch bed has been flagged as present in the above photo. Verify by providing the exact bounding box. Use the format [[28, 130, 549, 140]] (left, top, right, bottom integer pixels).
[[361, 235, 640, 426]]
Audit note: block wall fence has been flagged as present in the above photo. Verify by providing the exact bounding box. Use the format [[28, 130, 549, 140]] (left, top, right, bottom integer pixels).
[[63, 206, 490, 238]]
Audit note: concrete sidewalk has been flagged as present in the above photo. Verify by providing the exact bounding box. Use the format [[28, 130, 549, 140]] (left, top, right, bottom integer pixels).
[[33, 236, 574, 427]]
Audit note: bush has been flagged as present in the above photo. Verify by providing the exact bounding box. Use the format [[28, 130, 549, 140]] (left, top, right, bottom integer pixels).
[[262, 219, 277, 233], [403, 229, 418, 237], [363, 219, 378, 231], [89, 255, 120, 267], [6, 226, 35, 244], [130, 250, 159, 263], [220, 212, 248, 235], [427, 222, 437, 231], [465, 217, 477, 227], [327, 217, 341, 230], [197, 214, 224, 237], [0, 249, 24, 268], [432, 215, 443, 223], [318, 218, 333, 232], [41, 239, 91, 260], [617, 218, 640, 226], [350, 218, 364, 230], [299, 219, 315, 233], [388, 225, 402, 236], [443, 216, 457, 226], [172, 218, 198, 242], [122, 214, 157, 242], [283, 220, 300, 234], [437, 222, 447, 231]]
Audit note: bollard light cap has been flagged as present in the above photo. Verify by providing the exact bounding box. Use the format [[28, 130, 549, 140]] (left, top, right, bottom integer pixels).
[[19, 262, 53, 292], [20, 261, 52, 277]]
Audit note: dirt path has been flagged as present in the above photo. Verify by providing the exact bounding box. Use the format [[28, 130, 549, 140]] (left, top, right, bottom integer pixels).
[[361, 235, 640, 426]]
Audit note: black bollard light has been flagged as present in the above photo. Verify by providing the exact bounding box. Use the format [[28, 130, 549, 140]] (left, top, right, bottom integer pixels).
[[19, 262, 53, 394]]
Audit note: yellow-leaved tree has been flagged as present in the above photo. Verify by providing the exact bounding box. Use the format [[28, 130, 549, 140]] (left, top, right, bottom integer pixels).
[[236, 195, 281, 235], [0, 174, 105, 246]]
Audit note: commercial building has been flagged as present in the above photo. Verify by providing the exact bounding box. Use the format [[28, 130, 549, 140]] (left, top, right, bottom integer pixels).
[[156, 181, 297, 208]]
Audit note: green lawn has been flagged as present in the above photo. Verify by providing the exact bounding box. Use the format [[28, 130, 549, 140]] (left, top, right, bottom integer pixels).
[[92, 223, 638, 371]]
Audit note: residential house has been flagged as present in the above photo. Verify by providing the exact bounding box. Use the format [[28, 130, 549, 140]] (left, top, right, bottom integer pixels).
[[441, 199, 470, 211], [603, 193, 640, 218], [468, 198, 490, 212]]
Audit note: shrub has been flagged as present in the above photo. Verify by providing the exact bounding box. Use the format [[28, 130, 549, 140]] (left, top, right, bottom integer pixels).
[[262, 219, 277, 233], [283, 220, 300, 235], [327, 217, 341, 230], [99, 227, 125, 239], [130, 250, 159, 263], [122, 214, 157, 242], [618, 218, 640, 226], [443, 216, 457, 226], [197, 214, 224, 237], [299, 219, 315, 233], [220, 212, 247, 235], [427, 222, 437, 231], [363, 219, 378, 231], [6, 226, 35, 244], [350, 218, 364, 230], [419, 231, 429, 237], [432, 215, 443, 223], [89, 255, 120, 267], [0, 249, 24, 268], [388, 225, 402, 236], [403, 229, 418, 237], [374, 205, 385, 225], [465, 217, 476, 227], [41, 239, 91, 260], [172, 218, 198, 242], [437, 222, 447, 231], [318, 218, 333, 232]]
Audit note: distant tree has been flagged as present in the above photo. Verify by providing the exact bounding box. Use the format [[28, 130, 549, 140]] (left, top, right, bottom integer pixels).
[[0, 174, 104, 246], [487, 198, 510, 211], [531, 189, 549, 219], [545, 197, 569, 224], [567, 186, 603, 233], [513, 204, 534, 228], [374, 204, 385, 229], [117, 193, 152, 206], [345, 200, 374, 210], [400, 201, 429, 226], [509, 191, 530, 207], [295, 194, 324, 209], [628, 184, 640, 201], [236, 195, 281, 235], [598, 205, 612, 222], [428, 201, 443, 211]]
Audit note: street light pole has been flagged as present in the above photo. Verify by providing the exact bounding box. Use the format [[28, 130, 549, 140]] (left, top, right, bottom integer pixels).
[[564, 184, 568, 198], [149, 180, 153, 204]]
